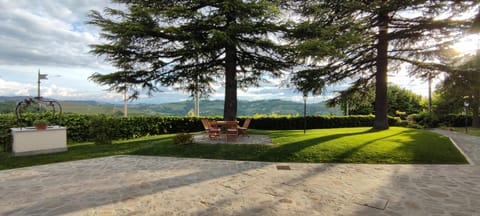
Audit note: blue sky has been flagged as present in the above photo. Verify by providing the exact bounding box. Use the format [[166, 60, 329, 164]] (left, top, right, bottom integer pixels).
[[0, 0, 471, 104]]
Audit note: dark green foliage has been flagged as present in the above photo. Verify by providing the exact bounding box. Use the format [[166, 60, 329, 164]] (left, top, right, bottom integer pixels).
[[173, 133, 193, 145], [243, 115, 400, 130], [88, 0, 292, 120], [0, 113, 204, 144], [408, 112, 439, 128], [289, 0, 477, 129], [440, 114, 472, 127], [89, 115, 115, 145], [0, 114, 16, 152], [409, 113, 474, 128], [328, 84, 426, 116], [0, 102, 16, 114], [435, 53, 480, 127]]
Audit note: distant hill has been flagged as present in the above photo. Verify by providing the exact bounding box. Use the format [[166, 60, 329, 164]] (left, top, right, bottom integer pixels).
[[128, 99, 341, 116], [0, 96, 341, 116]]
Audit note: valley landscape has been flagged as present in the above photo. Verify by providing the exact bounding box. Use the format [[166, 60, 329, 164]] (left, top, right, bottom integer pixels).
[[0, 96, 341, 116]]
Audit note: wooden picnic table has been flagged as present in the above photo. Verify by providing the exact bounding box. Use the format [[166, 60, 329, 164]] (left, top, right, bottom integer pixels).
[[209, 120, 239, 141], [215, 120, 239, 126]]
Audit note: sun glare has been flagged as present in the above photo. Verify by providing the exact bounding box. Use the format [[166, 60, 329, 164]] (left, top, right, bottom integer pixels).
[[452, 34, 480, 55]]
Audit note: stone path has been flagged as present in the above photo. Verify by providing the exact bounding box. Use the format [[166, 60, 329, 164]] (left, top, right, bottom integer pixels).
[[431, 128, 480, 165], [0, 129, 479, 215]]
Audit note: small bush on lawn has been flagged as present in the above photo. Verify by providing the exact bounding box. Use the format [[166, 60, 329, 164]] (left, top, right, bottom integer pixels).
[[405, 123, 424, 129], [173, 133, 193, 145]]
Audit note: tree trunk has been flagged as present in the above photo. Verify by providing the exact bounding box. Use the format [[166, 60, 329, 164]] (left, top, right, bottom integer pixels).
[[223, 43, 237, 121], [373, 6, 389, 130]]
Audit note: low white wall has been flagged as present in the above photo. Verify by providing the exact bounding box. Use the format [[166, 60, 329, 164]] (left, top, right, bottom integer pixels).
[[10, 126, 67, 156]]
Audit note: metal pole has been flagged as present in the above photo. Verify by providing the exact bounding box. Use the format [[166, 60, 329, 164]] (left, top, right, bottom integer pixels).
[[37, 69, 42, 111], [428, 73, 432, 113], [465, 106, 468, 133], [37, 69, 41, 98], [303, 96, 307, 134], [123, 87, 128, 117], [464, 100, 469, 134], [123, 72, 128, 117]]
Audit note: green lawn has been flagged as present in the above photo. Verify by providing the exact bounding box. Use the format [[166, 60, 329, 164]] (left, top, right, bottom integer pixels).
[[0, 127, 467, 170]]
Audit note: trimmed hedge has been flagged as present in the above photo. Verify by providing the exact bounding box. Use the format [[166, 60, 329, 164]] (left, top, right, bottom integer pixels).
[[241, 115, 400, 130], [0, 114, 400, 146], [0, 113, 204, 145], [408, 113, 472, 128], [440, 114, 472, 127]]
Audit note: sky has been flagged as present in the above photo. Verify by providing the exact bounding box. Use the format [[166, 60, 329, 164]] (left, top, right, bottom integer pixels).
[[0, 0, 474, 104]]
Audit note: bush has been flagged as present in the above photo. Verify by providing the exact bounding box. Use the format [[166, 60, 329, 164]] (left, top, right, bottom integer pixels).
[[33, 119, 49, 126], [408, 112, 439, 128], [405, 123, 424, 129], [89, 115, 115, 145], [440, 114, 471, 127], [173, 133, 193, 145]]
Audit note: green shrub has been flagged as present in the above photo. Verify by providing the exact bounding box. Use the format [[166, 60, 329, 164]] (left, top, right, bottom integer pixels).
[[89, 115, 116, 145], [173, 133, 193, 145], [440, 114, 471, 127], [408, 112, 439, 128], [405, 123, 424, 129], [33, 119, 49, 126]]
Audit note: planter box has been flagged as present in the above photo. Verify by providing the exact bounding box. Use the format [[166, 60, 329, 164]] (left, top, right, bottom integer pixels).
[[10, 126, 67, 156]]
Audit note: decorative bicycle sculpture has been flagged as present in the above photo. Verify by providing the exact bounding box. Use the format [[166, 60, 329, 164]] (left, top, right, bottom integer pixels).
[[15, 97, 62, 127]]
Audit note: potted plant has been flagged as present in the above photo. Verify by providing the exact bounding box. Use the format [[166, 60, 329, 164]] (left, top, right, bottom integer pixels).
[[33, 119, 49, 130]]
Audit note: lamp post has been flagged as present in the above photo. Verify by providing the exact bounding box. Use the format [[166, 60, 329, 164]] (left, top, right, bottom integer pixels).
[[303, 93, 307, 134], [464, 100, 470, 133]]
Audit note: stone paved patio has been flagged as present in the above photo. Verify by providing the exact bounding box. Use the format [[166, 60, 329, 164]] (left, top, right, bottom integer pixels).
[[0, 129, 479, 215], [193, 134, 273, 145]]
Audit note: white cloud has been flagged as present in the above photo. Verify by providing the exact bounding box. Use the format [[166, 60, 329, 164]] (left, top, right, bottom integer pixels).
[[0, 78, 114, 101], [0, 78, 34, 96], [0, 0, 111, 68]]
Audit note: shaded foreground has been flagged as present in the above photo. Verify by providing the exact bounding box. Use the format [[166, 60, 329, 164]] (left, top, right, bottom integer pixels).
[[0, 127, 467, 170], [0, 156, 478, 215]]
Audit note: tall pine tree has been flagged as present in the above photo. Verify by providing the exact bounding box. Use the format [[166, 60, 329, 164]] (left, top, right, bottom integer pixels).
[[88, 0, 291, 120], [290, 0, 477, 130]]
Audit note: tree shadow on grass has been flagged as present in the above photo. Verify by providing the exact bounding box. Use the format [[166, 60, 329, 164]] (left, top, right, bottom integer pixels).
[[389, 130, 468, 164], [332, 131, 404, 163], [259, 128, 378, 162], [259, 128, 417, 163]]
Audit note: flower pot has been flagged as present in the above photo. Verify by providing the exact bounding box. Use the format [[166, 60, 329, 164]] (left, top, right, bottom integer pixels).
[[35, 124, 48, 130]]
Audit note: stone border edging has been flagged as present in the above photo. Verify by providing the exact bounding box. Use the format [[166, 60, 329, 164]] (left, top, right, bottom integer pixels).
[[447, 135, 474, 165]]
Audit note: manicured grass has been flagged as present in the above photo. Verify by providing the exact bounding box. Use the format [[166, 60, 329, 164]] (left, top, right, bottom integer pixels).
[[0, 127, 467, 170], [444, 127, 480, 137]]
